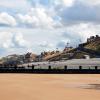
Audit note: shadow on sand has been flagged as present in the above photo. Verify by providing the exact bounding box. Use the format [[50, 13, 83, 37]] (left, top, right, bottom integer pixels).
[[79, 84, 100, 90]]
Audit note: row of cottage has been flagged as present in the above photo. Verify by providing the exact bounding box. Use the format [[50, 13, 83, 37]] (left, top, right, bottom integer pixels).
[[1, 50, 61, 65], [1, 47, 72, 65]]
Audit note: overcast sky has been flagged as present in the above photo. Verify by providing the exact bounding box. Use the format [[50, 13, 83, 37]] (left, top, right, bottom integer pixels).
[[0, 0, 100, 57]]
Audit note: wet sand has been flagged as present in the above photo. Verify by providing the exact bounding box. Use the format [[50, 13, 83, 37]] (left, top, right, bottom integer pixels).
[[0, 74, 100, 100]]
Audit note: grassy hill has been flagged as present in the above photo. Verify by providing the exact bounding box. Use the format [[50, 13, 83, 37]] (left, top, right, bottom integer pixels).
[[84, 40, 100, 53], [44, 35, 100, 61]]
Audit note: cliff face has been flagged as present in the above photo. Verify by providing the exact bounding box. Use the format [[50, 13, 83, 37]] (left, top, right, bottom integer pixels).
[[45, 35, 100, 61], [72, 36, 100, 59], [84, 39, 100, 52]]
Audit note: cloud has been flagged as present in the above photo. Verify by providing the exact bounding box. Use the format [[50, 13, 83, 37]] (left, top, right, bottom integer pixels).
[[0, 12, 17, 27], [17, 7, 61, 28], [0, 0, 30, 12], [80, 0, 100, 6], [54, 0, 75, 7], [0, 32, 29, 49], [39, 41, 53, 48], [58, 2, 100, 26], [0, 23, 100, 57], [28, 0, 75, 7], [3, 39, 14, 49], [0, 0, 100, 28], [0, 32, 12, 47], [12, 33, 29, 48], [27, 0, 100, 28], [0, 31, 32, 56], [0, 0, 100, 57], [1, 0, 100, 29], [38, 41, 55, 51], [57, 39, 70, 48], [61, 23, 98, 46]]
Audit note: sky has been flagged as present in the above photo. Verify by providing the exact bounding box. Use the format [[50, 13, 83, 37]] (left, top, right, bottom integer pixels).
[[0, 0, 100, 57]]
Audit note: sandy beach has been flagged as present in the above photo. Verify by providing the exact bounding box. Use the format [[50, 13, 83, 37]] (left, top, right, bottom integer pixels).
[[0, 74, 100, 100]]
